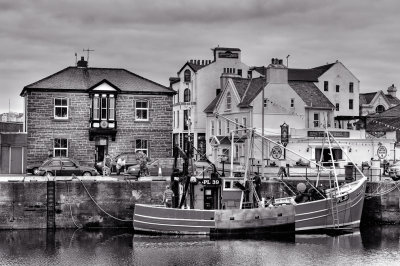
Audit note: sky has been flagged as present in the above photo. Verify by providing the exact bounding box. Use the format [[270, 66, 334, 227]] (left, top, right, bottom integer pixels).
[[1, 0, 400, 114]]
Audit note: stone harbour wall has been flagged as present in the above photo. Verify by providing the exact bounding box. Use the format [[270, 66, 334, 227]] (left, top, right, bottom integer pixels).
[[0, 180, 398, 229]]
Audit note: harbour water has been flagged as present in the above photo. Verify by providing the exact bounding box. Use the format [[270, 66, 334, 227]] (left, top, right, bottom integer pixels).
[[0, 226, 399, 266]]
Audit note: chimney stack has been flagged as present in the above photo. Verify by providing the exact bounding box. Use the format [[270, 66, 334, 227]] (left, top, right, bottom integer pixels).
[[77, 56, 88, 68], [388, 84, 397, 98]]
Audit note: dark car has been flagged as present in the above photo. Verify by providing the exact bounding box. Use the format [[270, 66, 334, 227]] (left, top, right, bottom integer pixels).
[[38, 157, 99, 177], [26, 158, 52, 175], [95, 153, 139, 175]]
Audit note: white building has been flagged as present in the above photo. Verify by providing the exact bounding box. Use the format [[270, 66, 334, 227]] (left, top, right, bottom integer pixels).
[[170, 47, 259, 159], [205, 58, 395, 172]]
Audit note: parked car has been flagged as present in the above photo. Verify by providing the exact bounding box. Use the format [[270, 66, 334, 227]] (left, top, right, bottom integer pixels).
[[26, 158, 51, 175], [127, 159, 173, 177], [95, 153, 139, 175], [388, 161, 400, 181], [38, 157, 99, 177]]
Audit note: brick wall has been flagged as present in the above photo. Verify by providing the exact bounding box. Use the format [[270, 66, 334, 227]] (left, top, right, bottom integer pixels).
[[26, 91, 173, 166]]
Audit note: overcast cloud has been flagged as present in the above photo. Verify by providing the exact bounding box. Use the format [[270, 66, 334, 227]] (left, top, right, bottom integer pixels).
[[1, 0, 400, 114]]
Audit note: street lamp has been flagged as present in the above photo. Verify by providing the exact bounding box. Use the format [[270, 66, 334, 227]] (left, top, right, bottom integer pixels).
[[221, 155, 228, 177]]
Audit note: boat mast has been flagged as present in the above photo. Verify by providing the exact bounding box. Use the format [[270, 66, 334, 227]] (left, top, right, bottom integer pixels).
[[239, 129, 254, 209], [326, 128, 340, 193]]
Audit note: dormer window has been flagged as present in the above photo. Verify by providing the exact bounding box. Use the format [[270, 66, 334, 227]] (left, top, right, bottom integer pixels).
[[376, 105, 385, 113], [184, 69, 191, 82], [184, 88, 191, 102], [226, 92, 232, 110], [92, 94, 115, 121]]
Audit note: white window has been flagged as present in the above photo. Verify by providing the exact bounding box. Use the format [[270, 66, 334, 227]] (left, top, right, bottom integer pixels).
[[211, 120, 215, 136], [54, 138, 68, 157], [242, 117, 247, 132], [235, 118, 239, 131], [135, 139, 148, 155], [54, 98, 68, 119], [108, 95, 115, 120], [136, 100, 149, 121], [101, 94, 108, 120], [234, 144, 240, 162], [93, 95, 100, 120], [226, 92, 232, 110], [226, 121, 230, 134], [177, 111, 179, 127], [218, 120, 222, 135]]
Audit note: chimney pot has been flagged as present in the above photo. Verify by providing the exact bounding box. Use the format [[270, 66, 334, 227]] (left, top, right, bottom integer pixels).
[[202, 60, 204, 65], [271, 58, 274, 64]]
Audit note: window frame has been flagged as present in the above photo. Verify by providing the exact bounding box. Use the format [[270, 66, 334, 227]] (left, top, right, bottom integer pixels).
[[336, 85, 340, 92], [54, 138, 68, 157], [324, 81, 329, 91], [211, 120, 215, 136], [184, 88, 191, 102], [349, 99, 354, 110], [184, 69, 191, 83], [336, 103, 340, 111], [290, 98, 294, 108], [349, 82, 354, 93], [135, 100, 149, 121], [226, 121, 230, 134], [54, 98, 69, 120], [226, 92, 232, 110], [376, 105, 385, 113], [313, 113, 320, 127], [218, 120, 222, 135], [135, 139, 149, 155]]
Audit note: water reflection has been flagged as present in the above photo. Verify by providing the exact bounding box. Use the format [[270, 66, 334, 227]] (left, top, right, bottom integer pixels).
[[0, 226, 399, 265]]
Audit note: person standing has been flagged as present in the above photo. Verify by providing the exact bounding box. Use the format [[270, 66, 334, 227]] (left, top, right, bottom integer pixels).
[[253, 172, 262, 203], [136, 151, 150, 176], [163, 185, 174, 208], [103, 153, 112, 177]]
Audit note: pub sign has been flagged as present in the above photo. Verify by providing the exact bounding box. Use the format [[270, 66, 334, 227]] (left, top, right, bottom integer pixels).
[[280, 123, 289, 147]]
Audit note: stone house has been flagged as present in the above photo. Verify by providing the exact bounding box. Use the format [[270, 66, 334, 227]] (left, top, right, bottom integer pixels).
[[20, 57, 174, 166]]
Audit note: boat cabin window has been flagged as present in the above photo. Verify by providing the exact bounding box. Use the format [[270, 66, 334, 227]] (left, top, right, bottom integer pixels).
[[223, 179, 242, 191]]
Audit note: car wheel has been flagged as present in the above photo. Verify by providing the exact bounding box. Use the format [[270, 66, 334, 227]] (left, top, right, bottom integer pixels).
[[33, 168, 40, 175], [44, 172, 53, 177], [83, 172, 92, 176]]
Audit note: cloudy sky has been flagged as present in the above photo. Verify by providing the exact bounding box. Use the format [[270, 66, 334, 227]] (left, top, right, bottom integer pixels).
[[1, 0, 400, 114]]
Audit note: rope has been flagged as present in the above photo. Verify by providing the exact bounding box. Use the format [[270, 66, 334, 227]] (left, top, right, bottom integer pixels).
[[77, 177, 133, 222], [66, 181, 82, 229]]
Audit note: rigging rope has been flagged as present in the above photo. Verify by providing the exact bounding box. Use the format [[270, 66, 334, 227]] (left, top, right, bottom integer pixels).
[[76, 176, 133, 222], [66, 181, 83, 229]]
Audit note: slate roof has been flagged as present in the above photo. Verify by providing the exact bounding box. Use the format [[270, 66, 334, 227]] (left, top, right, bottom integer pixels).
[[386, 94, 400, 105], [21, 67, 173, 95], [359, 92, 377, 105], [236, 78, 266, 107], [366, 104, 400, 133], [252, 63, 335, 82], [204, 93, 222, 113], [289, 82, 334, 109]]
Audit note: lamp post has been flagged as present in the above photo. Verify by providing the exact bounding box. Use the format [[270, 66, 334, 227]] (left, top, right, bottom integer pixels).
[[221, 155, 228, 177]]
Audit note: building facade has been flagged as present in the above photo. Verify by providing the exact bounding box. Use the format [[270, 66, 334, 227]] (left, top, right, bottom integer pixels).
[[205, 58, 395, 171], [21, 57, 174, 166], [170, 47, 259, 160]]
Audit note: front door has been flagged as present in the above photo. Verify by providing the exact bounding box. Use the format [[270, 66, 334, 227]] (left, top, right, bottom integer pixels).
[[204, 187, 219, 210]]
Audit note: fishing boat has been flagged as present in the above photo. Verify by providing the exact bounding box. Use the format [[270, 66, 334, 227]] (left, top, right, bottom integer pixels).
[[212, 114, 368, 233], [133, 133, 295, 236]]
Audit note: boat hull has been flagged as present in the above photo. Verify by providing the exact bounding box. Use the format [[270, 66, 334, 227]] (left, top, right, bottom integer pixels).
[[294, 177, 367, 232], [133, 204, 295, 235]]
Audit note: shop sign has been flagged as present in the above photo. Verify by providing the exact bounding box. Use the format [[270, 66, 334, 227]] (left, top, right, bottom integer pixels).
[[218, 51, 239, 58], [307, 131, 350, 138], [377, 146, 387, 159], [271, 146, 282, 159]]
